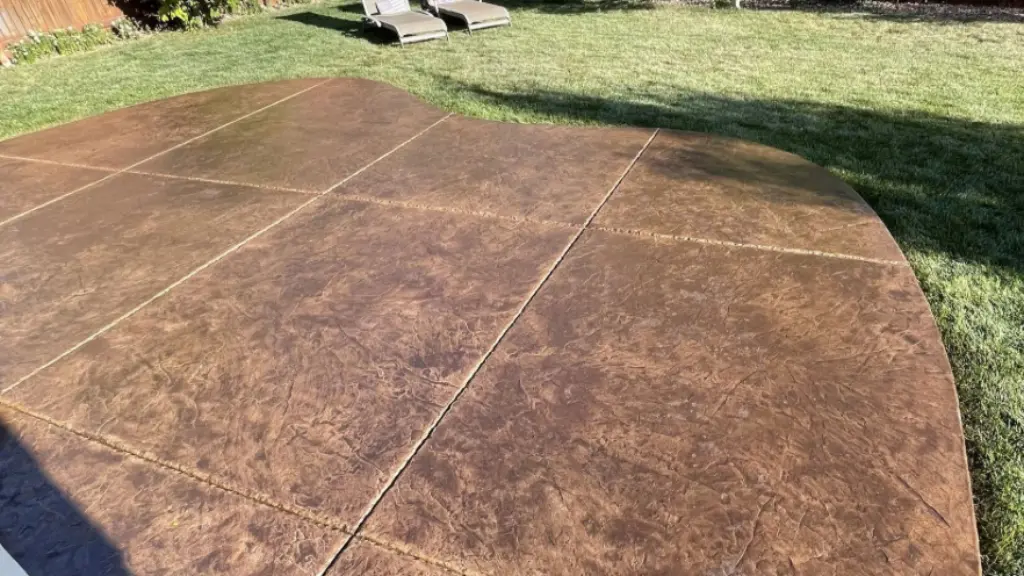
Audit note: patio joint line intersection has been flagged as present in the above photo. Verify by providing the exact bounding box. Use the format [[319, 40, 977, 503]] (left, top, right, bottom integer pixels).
[[332, 191, 579, 231], [0, 398, 350, 531], [355, 532, 482, 576], [2, 105, 907, 570], [0, 110, 455, 572], [0, 400, 479, 576], [0, 112, 451, 398], [0, 78, 331, 230], [0, 194, 324, 395], [3, 147, 908, 266], [314, 127, 662, 576]]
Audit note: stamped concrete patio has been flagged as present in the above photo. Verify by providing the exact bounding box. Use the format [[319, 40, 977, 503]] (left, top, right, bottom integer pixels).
[[0, 78, 980, 575]]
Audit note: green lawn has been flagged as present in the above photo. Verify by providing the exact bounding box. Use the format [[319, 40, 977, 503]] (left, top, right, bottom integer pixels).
[[1, 3, 1022, 573]]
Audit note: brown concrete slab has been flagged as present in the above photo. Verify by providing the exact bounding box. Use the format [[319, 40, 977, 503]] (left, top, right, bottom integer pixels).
[[0, 407, 338, 575], [7, 198, 574, 527], [0, 173, 309, 388], [0, 157, 110, 221], [137, 78, 450, 192], [326, 540, 453, 575], [596, 130, 906, 262], [365, 230, 978, 575], [336, 116, 653, 224], [0, 80, 322, 169], [0, 79, 979, 575]]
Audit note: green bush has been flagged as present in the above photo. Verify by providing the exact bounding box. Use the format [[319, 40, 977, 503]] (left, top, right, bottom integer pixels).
[[229, 0, 266, 16], [8, 33, 52, 64], [157, 0, 239, 29], [111, 17, 147, 40], [8, 24, 115, 65]]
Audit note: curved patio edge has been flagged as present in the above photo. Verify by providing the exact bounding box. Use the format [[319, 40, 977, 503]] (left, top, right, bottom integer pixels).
[[0, 77, 980, 576]]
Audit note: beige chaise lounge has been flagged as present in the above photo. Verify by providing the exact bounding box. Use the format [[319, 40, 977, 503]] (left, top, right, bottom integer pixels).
[[361, 0, 449, 45], [426, 0, 511, 33]]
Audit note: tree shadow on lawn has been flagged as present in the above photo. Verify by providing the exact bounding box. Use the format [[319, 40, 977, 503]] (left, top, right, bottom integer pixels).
[[494, 0, 658, 14], [335, 0, 657, 14], [442, 78, 1024, 277], [107, 0, 163, 28], [774, 0, 1024, 25], [824, 10, 1024, 25], [336, 1, 367, 13], [277, 10, 393, 43], [335, 0, 1019, 20]]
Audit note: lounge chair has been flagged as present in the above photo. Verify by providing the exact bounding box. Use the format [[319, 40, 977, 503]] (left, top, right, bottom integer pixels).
[[425, 0, 511, 33], [361, 0, 449, 45]]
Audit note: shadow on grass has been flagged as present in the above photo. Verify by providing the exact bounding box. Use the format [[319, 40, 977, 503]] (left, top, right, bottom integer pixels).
[[441, 78, 1024, 275], [774, 0, 1024, 24], [333, 0, 1020, 19], [497, 0, 657, 13], [834, 10, 1024, 24], [336, 1, 368, 13], [277, 10, 395, 43], [107, 0, 163, 28], [278, 10, 361, 32], [1, 421, 128, 576], [335, 0, 657, 14]]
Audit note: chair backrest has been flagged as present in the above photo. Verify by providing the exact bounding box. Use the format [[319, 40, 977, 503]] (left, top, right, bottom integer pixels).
[[375, 0, 412, 14], [361, 0, 378, 15]]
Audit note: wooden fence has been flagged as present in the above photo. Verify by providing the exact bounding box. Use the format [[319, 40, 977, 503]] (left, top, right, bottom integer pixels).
[[0, 0, 123, 46]]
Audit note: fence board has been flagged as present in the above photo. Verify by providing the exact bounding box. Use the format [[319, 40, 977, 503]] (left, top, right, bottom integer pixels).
[[0, 0, 123, 46]]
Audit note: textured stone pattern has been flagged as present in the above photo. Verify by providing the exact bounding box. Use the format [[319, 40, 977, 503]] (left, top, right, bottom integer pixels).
[[367, 231, 977, 575], [0, 78, 978, 575], [0, 407, 338, 575]]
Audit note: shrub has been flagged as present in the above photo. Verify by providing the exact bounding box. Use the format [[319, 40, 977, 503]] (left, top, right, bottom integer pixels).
[[111, 17, 148, 40], [157, 0, 240, 29], [8, 24, 115, 65], [229, 0, 266, 16]]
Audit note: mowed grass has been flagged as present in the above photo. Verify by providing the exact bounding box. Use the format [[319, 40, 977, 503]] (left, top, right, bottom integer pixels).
[[1, 3, 1022, 573]]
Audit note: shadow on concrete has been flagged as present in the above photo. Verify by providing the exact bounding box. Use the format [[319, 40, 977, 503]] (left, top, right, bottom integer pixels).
[[0, 422, 128, 576]]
